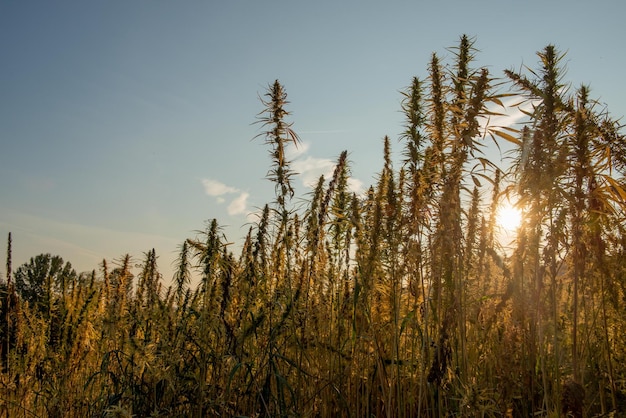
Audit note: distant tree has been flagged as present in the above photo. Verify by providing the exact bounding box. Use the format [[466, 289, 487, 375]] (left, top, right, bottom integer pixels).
[[14, 253, 76, 317]]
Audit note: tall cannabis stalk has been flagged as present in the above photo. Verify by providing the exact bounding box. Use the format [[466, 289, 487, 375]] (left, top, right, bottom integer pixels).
[[505, 45, 571, 413], [256, 80, 301, 216], [505, 44, 626, 415], [2, 233, 12, 373]]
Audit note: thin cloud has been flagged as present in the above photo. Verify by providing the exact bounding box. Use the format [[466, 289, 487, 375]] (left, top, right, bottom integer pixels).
[[286, 140, 310, 160], [245, 208, 264, 224], [292, 156, 335, 188], [201, 178, 250, 216], [202, 179, 239, 196], [347, 178, 364, 194], [228, 192, 249, 216], [290, 142, 364, 194]]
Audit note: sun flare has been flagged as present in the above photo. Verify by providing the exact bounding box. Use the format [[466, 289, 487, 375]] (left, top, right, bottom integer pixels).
[[497, 203, 522, 231]]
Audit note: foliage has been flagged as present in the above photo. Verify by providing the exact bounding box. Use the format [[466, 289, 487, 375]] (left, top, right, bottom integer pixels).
[[1, 36, 625, 417]]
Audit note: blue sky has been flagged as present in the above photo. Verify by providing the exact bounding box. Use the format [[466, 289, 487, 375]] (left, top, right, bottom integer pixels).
[[1, 1, 624, 281]]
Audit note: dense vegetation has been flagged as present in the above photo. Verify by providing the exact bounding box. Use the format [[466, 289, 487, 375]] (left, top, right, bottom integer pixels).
[[1, 36, 626, 417]]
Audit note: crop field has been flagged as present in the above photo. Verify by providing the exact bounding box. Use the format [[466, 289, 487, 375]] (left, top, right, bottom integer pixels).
[[1, 37, 625, 417]]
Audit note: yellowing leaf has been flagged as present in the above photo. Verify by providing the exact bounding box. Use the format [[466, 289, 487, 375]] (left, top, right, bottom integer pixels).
[[491, 129, 522, 146], [603, 175, 626, 203]]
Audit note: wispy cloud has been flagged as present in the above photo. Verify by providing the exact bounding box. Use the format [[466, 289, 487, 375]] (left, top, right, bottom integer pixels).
[[202, 179, 239, 196], [292, 155, 336, 188], [227, 192, 249, 216], [286, 140, 310, 160], [291, 142, 364, 194], [201, 178, 249, 216], [347, 178, 364, 194], [245, 208, 264, 224]]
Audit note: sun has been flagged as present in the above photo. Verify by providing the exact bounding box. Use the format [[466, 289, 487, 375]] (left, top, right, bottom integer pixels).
[[496, 203, 522, 231]]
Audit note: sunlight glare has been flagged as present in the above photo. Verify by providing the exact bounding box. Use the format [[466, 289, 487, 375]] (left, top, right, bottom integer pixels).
[[497, 203, 522, 231]]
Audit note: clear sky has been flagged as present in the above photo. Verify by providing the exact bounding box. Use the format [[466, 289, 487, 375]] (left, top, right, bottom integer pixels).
[[1, 1, 625, 282]]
